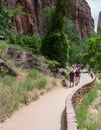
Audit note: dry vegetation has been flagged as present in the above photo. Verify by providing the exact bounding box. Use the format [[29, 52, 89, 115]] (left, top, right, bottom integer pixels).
[[85, 85, 101, 130], [0, 65, 62, 122], [0, 40, 64, 122]]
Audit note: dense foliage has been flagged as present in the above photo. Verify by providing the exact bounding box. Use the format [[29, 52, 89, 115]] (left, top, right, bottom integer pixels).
[[9, 34, 42, 54], [42, 6, 54, 33], [41, 0, 74, 67], [84, 35, 101, 70], [63, 18, 81, 64], [41, 32, 70, 67], [1, 0, 99, 70]]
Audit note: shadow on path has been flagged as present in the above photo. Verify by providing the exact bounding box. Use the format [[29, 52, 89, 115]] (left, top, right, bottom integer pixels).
[[60, 108, 67, 130]]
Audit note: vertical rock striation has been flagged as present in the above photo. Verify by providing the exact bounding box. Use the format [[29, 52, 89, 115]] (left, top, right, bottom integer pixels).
[[71, 0, 94, 39], [4, 0, 55, 36], [4, 0, 94, 38], [97, 11, 101, 34]]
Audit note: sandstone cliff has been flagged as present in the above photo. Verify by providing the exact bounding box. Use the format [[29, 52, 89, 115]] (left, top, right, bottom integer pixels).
[[97, 11, 101, 34], [4, 0, 55, 36], [71, 0, 94, 39], [4, 0, 94, 38]]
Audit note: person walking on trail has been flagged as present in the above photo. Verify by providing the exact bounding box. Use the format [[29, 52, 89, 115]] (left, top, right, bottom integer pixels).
[[69, 70, 74, 87], [74, 68, 79, 85], [87, 66, 93, 78], [88, 66, 91, 73], [78, 67, 81, 83]]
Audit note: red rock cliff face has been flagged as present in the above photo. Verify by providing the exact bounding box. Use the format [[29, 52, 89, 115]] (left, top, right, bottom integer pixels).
[[4, 0, 94, 38], [4, 0, 55, 36], [71, 0, 94, 39], [97, 11, 101, 34]]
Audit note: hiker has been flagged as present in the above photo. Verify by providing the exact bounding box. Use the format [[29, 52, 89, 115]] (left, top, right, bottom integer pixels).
[[74, 68, 79, 85], [88, 66, 91, 73], [81, 64, 84, 73], [78, 67, 81, 83], [88, 66, 93, 78], [69, 70, 74, 87]]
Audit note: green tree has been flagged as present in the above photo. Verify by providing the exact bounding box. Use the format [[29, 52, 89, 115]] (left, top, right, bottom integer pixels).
[[41, 0, 74, 67], [42, 6, 54, 34], [63, 18, 80, 64], [48, 0, 73, 33], [84, 35, 101, 70], [42, 32, 70, 66], [63, 18, 79, 42]]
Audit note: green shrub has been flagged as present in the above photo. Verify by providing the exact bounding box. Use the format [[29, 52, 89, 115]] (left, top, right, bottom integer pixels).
[[0, 40, 8, 59], [41, 32, 70, 67], [84, 35, 101, 70], [19, 91, 29, 104], [9, 34, 42, 54], [17, 78, 34, 91], [16, 83, 29, 104], [23, 79, 34, 91], [48, 60, 60, 72], [2, 76, 15, 86], [27, 69, 39, 79], [36, 77, 47, 89]]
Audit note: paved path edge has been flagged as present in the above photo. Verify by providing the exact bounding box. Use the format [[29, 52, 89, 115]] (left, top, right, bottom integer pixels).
[[65, 74, 96, 130]]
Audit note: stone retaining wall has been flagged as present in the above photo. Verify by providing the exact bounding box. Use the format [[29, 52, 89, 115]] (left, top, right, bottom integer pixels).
[[65, 75, 96, 130]]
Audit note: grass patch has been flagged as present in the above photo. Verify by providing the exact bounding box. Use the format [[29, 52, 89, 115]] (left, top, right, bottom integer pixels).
[[27, 69, 40, 79], [36, 77, 47, 89], [0, 40, 8, 46], [18, 79, 34, 91], [0, 40, 9, 59], [2, 76, 15, 86], [95, 73, 101, 80], [75, 82, 101, 130], [0, 67, 58, 122]]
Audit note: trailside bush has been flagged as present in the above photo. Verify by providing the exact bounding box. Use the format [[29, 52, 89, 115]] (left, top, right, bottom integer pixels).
[[48, 60, 60, 72], [84, 35, 101, 70], [41, 32, 70, 67], [9, 34, 42, 54]]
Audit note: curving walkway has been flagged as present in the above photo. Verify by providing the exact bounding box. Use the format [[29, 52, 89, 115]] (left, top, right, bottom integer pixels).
[[0, 74, 92, 130]]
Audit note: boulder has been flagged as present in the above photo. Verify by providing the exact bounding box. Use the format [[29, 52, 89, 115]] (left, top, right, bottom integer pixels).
[[0, 58, 17, 77], [7, 47, 52, 75]]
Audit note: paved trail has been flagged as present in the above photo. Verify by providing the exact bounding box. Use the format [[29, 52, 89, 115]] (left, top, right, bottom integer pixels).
[[0, 74, 92, 130]]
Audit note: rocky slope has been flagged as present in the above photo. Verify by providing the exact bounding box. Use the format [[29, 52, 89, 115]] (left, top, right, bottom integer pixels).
[[4, 0, 94, 38], [97, 11, 101, 34]]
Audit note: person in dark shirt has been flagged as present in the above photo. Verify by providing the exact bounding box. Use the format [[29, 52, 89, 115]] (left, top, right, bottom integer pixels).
[[74, 69, 79, 85], [88, 66, 91, 73], [69, 70, 74, 87]]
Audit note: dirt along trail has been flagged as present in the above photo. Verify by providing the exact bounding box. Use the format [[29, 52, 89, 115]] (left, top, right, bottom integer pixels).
[[0, 73, 92, 130]]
